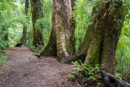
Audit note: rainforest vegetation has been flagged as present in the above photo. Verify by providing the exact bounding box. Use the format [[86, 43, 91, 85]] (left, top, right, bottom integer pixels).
[[0, 0, 130, 87]]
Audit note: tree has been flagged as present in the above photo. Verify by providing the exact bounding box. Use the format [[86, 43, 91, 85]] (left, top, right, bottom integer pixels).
[[71, 0, 77, 10], [63, 0, 126, 74], [20, 0, 29, 45], [30, 0, 44, 46], [40, 0, 74, 61], [71, 0, 77, 54]]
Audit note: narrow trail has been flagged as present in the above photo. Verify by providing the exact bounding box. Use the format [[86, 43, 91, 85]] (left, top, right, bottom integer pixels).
[[0, 47, 81, 87]]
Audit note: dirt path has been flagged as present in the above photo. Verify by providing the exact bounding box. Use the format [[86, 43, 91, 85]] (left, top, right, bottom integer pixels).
[[0, 47, 81, 87]]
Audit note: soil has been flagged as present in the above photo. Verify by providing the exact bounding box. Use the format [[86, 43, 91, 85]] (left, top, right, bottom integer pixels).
[[0, 47, 81, 87]]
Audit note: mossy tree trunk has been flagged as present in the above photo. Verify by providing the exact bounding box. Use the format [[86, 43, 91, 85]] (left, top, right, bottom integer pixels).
[[71, 0, 77, 54], [83, 0, 126, 74], [21, 27, 27, 45], [21, 0, 29, 45], [40, 0, 74, 61], [30, 0, 44, 46], [63, 0, 126, 75]]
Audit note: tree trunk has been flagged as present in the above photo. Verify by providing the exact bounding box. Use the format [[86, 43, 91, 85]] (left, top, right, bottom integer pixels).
[[83, 0, 126, 74], [21, 27, 27, 45], [71, 0, 76, 10], [25, 0, 29, 16], [40, 0, 74, 61], [30, 0, 44, 46], [71, 0, 77, 54], [63, 0, 126, 75], [21, 0, 29, 45]]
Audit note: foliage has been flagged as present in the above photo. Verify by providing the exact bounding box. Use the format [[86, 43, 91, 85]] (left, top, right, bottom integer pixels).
[[67, 74, 75, 80], [0, 0, 26, 66], [0, 0, 130, 84], [29, 45, 43, 53], [74, 0, 101, 52], [74, 0, 93, 52], [70, 61, 101, 86], [0, 40, 8, 50], [27, 0, 52, 51], [35, 0, 52, 45], [0, 54, 7, 66], [0, 0, 28, 47], [116, 9, 130, 82], [73, 0, 130, 83]]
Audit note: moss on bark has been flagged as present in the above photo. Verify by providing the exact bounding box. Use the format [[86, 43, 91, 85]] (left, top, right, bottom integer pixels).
[[30, 0, 44, 46], [83, 0, 126, 74], [64, 0, 126, 75], [40, 0, 74, 61]]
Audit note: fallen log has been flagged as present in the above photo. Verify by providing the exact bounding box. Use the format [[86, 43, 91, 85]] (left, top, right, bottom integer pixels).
[[61, 51, 85, 64]]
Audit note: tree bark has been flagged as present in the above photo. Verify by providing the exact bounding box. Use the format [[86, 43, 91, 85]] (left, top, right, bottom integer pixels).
[[71, 0, 77, 54], [21, 27, 27, 45], [30, 0, 44, 46], [21, 0, 29, 45], [71, 0, 76, 10], [100, 66, 129, 87], [25, 0, 29, 16], [63, 0, 126, 75], [83, 0, 125, 74], [40, 0, 74, 61]]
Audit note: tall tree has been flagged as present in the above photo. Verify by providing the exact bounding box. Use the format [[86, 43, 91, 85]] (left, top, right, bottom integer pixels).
[[71, 0, 77, 53], [40, 0, 74, 61], [21, 0, 29, 45], [30, 0, 44, 46], [71, 0, 76, 10], [63, 0, 126, 74]]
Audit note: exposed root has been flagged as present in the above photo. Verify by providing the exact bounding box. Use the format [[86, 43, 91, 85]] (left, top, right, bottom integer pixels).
[[61, 51, 85, 64], [74, 74, 85, 87], [100, 67, 129, 87], [33, 53, 41, 58]]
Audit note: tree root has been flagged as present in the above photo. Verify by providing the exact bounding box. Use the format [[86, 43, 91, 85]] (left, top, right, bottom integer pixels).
[[100, 69, 129, 87], [74, 74, 85, 87], [61, 51, 85, 64], [33, 53, 41, 59]]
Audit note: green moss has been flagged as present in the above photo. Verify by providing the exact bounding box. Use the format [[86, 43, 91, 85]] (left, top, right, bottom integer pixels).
[[85, 38, 101, 67], [57, 22, 65, 60], [88, 48, 100, 66]]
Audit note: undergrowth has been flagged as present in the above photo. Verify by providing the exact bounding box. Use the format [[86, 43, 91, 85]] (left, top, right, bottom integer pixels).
[[68, 61, 102, 87], [0, 53, 7, 66], [29, 45, 43, 53]]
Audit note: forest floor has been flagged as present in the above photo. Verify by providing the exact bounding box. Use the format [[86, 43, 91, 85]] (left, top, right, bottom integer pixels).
[[0, 47, 81, 87]]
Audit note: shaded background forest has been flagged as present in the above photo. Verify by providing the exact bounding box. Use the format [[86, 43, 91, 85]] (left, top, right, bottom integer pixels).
[[0, 0, 130, 83]]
